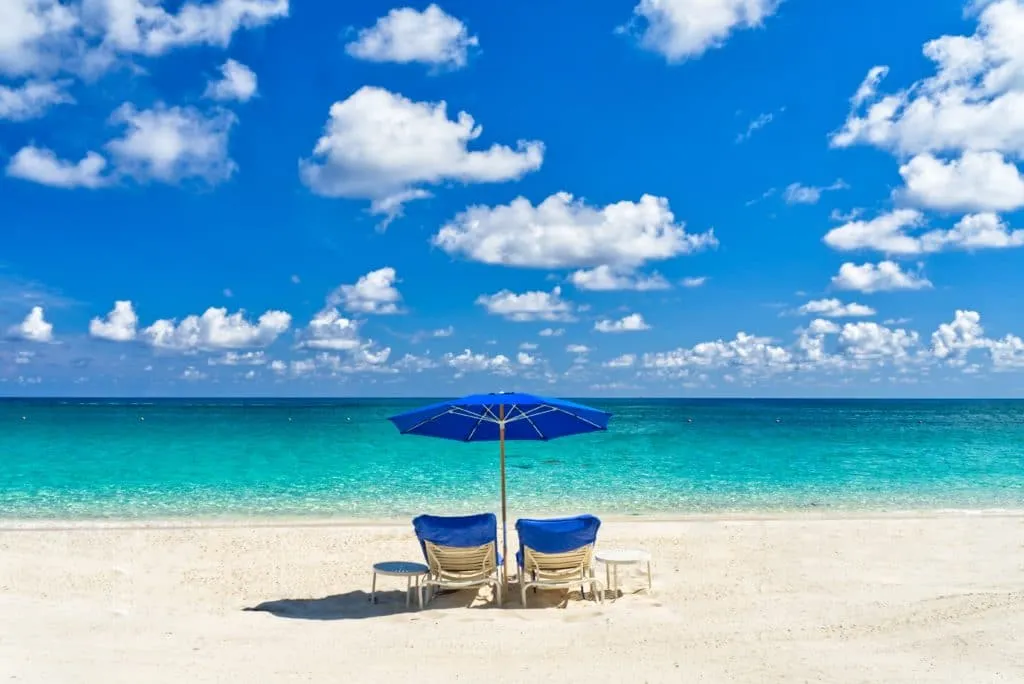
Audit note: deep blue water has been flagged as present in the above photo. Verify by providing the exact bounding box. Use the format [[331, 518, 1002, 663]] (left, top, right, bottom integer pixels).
[[0, 398, 1022, 519]]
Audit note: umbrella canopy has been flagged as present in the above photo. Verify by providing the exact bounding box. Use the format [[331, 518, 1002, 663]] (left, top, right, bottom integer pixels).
[[388, 392, 612, 578]]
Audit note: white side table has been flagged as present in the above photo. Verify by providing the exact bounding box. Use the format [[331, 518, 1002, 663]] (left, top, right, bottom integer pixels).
[[370, 561, 429, 609], [595, 549, 652, 595]]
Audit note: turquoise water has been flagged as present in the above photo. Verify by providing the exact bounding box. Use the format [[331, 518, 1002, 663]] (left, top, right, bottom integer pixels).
[[1, 399, 1022, 519]]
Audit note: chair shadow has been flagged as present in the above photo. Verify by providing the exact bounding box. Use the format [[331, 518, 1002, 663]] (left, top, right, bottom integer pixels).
[[244, 587, 491, 621]]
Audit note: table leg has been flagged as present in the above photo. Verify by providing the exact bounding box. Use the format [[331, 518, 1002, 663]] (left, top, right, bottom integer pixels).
[[646, 561, 652, 590], [417, 576, 424, 609], [613, 564, 619, 595], [605, 564, 610, 592], [405, 576, 412, 607], [370, 572, 377, 603]]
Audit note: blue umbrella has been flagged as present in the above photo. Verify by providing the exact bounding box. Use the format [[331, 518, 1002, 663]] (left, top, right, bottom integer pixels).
[[388, 392, 612, 572]]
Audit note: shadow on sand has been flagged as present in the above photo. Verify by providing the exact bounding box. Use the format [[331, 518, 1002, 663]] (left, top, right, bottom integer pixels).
[[245, 585, 604, 620]]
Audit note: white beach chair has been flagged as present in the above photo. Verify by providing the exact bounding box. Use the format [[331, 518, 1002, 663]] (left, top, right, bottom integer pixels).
[[422, 540, 503, 606], [516, 515, 603, 607]]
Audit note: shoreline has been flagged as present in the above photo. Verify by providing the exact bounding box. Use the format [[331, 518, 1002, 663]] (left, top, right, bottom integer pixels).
[[2, 506, 1022, 531]]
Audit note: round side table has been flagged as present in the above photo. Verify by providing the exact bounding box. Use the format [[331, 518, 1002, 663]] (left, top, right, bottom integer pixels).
[[370, 561, 429, 609], [595, 549, 652, 595]]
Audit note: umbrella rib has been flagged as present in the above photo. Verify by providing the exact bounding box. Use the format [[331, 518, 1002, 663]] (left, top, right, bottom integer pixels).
[[516, 404, 546, 440]]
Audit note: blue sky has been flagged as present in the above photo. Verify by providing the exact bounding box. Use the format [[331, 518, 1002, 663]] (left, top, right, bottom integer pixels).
[[2, 0, 1024, 397]]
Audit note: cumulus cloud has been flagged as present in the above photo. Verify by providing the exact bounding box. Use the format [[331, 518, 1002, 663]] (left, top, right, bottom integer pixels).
[[443, 348, 512, 376], [434, 193, 716, 285], [624, 0, 781, 62], [796, 298, 876, 318], [106, 103, 237, 184], [604, 353, 637, 368], [643, 332, 793, 376], [680, 276, 707, 288], [824, 209, 1024, 255], [837, 321, 919, 361], [7, 306, 53, 342], [142, 307, 290, 350], [0, 0, 287, 82], [5, 146, 109, 188], [568, 265, 669, 291], [298, 309, 363, 351], [299, 86, 543, 220], [84, 0, 289, 58], [594, 313, 651, 333], [329, 267, 403, 315], [899, 151, 1024, 213], [0, 79, 71, 120], [89, 300, 137, 341], [476, 287, 574, 322], [208, 350, 267, 366], [831, 261, 932, 293], [538, 328, 564, 337], [203, 59, 257, 102], [345, 4, 477, 68]]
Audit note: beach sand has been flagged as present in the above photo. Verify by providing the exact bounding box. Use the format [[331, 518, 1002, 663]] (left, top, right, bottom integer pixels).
[[1, 512, 1022, 683]]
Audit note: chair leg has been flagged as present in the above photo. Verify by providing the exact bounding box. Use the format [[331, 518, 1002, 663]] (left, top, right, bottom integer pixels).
[[370, 572, 377, 603], [520, 578, 527, 607]]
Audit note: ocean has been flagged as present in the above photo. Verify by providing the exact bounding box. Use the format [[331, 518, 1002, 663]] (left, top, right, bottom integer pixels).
[[1, 398, 1022, 520]]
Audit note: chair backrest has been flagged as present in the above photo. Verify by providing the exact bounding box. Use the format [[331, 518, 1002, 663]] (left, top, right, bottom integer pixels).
[[412, 513, 499, 565], [516, 515, 601, 573], [423, 541, 497, 578]]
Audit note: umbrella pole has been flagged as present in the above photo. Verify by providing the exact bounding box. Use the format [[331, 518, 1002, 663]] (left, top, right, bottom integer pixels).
[[499, 403, 508, 598]]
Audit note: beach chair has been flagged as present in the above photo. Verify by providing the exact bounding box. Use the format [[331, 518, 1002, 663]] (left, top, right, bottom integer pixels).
[[412, 513, 503, 606], [515, 515, 603, 607]]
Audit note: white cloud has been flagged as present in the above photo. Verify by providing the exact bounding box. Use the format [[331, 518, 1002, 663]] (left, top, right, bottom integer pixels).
[[594, 313, 651, 333], [89, 300, 137, 341], [796, 298, 876, 318], [9, 102, 239, 190], [735, 111, 775, 143], [825, 208, 1024, 255], [393, 353, 437, 373], [931, 309, 986, 363], [298, 309, 363, 351], [568, 265, 669, 291], [832, 1, 1024, 158], [823, 209, 925, 254], [330, 267, 403, 315], [643, 332, 793, 376], [519, 342, 538, 350], [208, 350, 267, 366], [299, 86, 543, 219], [516, 351, 537, 366], [918, 212, 1024, 251], [0, 0, 286, 82], [203, 59, 257, 102], [0, 0, 79, 77], [345, 4, 477, 69], [434, 192, 716, 283], [86, 0, 289, 58], [566, 344, 590, 354], [181, 366, 207, 381], [988, 333, 1024, 370], [106, 103, 237, 184], [443, 348, 511, 375], [831, 261, 932, 293], [142, 307, 290, 350], [6, 146, 108, 188], [538, 328, 564, 337], [806, 318, 841, 335], [433, 326, 453, 337], [680, 276, 707, 288], [851, 65, 889, 107], [8, 306, 53, 342], [783, 179, 848, 205], [0, 79, 71, 120], [476, 286, 574, 322], [899, 151, 1024, 212], [604, 353, 637, 368], [837, 321, 919, 361], [625, 0, 781, 62]]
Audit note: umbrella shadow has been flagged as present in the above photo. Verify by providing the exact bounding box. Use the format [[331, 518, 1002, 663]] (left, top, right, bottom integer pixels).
[[244, 588, 490, 620]]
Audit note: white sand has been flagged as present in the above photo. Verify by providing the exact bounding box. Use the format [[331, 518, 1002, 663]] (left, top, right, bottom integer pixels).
[[1, 512, 1022, 683]]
